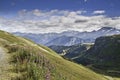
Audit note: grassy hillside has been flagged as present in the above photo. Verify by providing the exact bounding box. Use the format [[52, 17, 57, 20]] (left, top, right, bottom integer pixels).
[[0, 30, 107, 80]]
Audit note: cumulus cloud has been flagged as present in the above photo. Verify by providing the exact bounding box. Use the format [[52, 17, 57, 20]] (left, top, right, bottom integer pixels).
[[0, 9, 120, 33], [93, 10, 105, 15]]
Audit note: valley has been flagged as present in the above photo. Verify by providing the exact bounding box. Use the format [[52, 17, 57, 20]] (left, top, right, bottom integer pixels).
[[12, 27, 120, 80], [0, 30, 110, 80], [50, 34, 120, 79]]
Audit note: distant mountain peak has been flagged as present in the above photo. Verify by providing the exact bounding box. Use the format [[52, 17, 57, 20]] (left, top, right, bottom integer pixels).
[[100, 27, 116, 30]]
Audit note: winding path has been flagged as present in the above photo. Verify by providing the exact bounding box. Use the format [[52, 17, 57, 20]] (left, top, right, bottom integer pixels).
[[0, 47, 11, 80]]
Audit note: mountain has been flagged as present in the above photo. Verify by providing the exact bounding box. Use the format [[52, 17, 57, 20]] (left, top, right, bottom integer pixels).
[[49, 43, 93, 58], [0, 30, 108, 80], [13, 27, 120, 46], [46, 36, 84, 46], [73, 34, 120, 77], [13, 32, 59, 45]]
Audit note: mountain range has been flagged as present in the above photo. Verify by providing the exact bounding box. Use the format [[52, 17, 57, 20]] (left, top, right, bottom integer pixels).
[[13, 27, 120, 46], [0, 30, 110, 80], [0, 29, 120, 80], [49, 34, 120, 77]]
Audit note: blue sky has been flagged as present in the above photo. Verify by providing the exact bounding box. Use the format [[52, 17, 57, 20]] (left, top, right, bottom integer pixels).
[[0, 0, 120, 33], [0, 0, 120, 16]]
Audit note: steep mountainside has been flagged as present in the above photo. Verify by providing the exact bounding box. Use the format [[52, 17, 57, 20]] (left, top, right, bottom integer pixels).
[[0, 30, 107, 80], [74, 35, 120, 77], [13, 27, 120, 46], [49, 43, 93, 59]]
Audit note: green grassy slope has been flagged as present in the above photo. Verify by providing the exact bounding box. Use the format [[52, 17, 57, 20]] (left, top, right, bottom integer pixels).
[[0, 30, 107, 80]]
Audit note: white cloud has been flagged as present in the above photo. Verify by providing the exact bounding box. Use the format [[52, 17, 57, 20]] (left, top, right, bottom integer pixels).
[[32, 9, 41, 16], [93, 10, 105, 15], [0, 9, 120, 33]]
